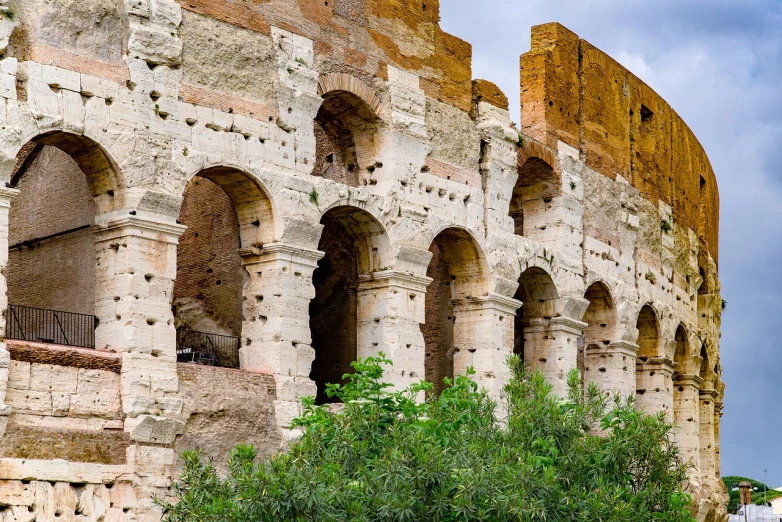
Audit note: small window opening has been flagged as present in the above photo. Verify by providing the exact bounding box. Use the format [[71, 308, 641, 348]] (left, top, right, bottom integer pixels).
[[640, 105, 653, 122]]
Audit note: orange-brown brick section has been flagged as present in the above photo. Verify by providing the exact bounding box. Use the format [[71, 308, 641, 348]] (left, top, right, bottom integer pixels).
[[176, 0, 474, 111], [179, 83, 279, 120], [520, 23, 719, 264]]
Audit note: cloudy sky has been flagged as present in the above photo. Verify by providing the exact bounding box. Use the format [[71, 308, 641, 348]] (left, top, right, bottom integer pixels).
[[441, 0, 782, 484]]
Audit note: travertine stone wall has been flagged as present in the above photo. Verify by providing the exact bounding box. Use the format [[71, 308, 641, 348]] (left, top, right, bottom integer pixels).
[[0, 1, 725, 520]]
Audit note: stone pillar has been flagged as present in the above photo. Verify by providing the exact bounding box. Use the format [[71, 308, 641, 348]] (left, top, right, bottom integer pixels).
[[452, 294, 521, 401], [92, 211, 186, 411], [238, 243, 324, 431], [699, 387, 718, 490], [92, 211, 187, 517], [525, 316, 587, 398], [635, 356, 675, 417], [0, 187, 18, 433], [673, 374, 703, 477], [583, 340, 639, 399], [356, 271, 431, 391]]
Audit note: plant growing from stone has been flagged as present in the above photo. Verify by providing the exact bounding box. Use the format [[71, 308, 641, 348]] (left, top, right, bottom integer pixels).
[[159, 355, 696, 522]]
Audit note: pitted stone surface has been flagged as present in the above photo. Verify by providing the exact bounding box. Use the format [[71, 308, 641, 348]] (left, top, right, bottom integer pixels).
[[0, 2, 725, 521]]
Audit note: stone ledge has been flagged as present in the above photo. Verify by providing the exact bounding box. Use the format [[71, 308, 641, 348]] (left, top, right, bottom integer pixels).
[[7, 340, 122, 373], [0, 425, 129, 465]]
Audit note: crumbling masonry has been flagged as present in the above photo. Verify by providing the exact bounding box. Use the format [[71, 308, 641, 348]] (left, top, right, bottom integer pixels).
[[0, 1, 725, 520]]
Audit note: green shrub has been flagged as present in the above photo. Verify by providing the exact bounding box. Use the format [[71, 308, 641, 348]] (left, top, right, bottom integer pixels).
[[159, 355, 696, 521]]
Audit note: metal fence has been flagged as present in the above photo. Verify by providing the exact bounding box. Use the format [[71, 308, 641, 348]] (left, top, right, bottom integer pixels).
[[176, 329, 240, 369], [5, 304, 97, 349]]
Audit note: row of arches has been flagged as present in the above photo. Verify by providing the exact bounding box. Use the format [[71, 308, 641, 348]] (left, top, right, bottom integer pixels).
[[4, 128, 720, 484]]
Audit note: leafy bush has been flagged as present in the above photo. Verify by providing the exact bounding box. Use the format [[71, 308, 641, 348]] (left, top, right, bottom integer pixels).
[[159, 355, 696, 521]]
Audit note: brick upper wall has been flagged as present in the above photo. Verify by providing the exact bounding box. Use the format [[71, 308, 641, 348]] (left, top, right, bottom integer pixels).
[[520, 23, 719, 265], [175, 0, 474, 111]]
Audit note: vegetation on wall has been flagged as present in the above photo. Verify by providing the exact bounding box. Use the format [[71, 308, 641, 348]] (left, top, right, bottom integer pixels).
[[159, 355, 696, 521]]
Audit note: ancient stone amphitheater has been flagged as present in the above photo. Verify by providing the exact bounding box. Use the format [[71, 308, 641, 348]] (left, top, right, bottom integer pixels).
[[0, 0, 725, 520]]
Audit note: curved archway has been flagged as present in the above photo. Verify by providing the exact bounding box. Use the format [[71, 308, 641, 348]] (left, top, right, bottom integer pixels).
[[173, 167, 274, 368], [513, 266, 559, 363], [580, 281, 618, 381], [511, 142, 560, 239], [698, 344, 717, 487], [634, 304, 662, 412], [422, 227, 489, 395], [5, 132, 121, 348], [310, 205, 391, 403], [671, 324, 701, 474], [313, 74, 383, 187]]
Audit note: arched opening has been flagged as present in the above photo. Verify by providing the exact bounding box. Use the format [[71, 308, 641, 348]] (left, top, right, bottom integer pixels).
[[422, 228, 487, 396], [310, 206, 389, 403], [673, 324, 689, 422], [698, 345, 716, 485], [635, 305, 661, 411], [510, 151, 559, 239], [674, 325, 688, 376], [513, 267, 559, 364], [173, 167, 274, 368], [580, 282, 617, 381], [6, 133, 118, 349], [313, 84, 381, 187], [671, 325, 701, 474]]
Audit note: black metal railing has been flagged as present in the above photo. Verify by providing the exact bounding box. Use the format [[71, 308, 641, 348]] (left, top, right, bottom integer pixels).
[[176, 329, 240, 369], [5, 304, 97, 349]]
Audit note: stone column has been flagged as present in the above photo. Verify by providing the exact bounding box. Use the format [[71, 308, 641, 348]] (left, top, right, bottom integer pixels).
[[583, 340, 639, 399], [635, 356, 675, 417], [525, 316, 587, 398], [699, 387, 718, 490], [672, 374, 703, 477], [0, 187, 18, 433], [238, 243, 324, 431], [451, 294, 521, 402], [92, 211, 187, 509], [356, 270, 431, 391]]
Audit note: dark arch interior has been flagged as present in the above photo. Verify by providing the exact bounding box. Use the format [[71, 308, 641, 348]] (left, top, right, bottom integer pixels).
[[581, 282, 617, 376], [313, 90, 379, 187], [310, 206, 387, 404], [674, 325, 688, 376], [422, 228, 486, 396], [513, 267, 559, 363], [509, 158, 558, 237], [173, 176, 243, 338], [636, 305, 660, 361], [7, 144, 97, 320]]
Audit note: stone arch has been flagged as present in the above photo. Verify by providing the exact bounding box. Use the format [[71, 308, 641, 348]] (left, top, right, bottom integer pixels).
[[422, 227, 490, 395], [511, 141, 561, 238], [580, 281, 618, 378], [316, 201, 393, 275], [313, 73, 384, 187], [10, 131, 122, 213], [310, 205, 392, 403], [5, 131, 123, 347], [513, 266, 560, 363], [172, 167, 275, 368], [634, 304, 663, 412], [673, 323, 690, 372]]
